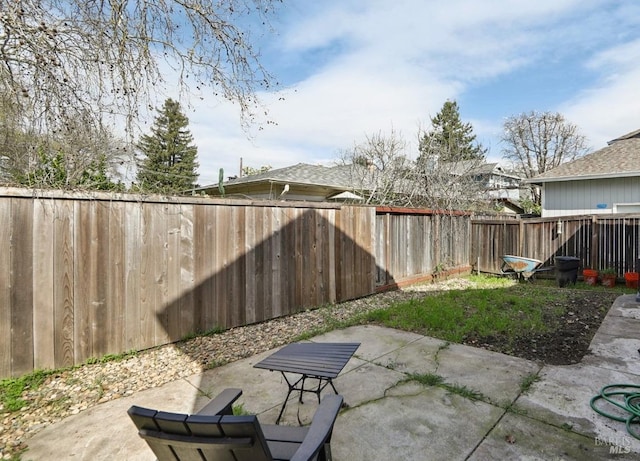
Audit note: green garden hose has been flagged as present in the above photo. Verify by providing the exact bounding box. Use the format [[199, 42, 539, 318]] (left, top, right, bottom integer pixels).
[[590, 384, 640, 440]]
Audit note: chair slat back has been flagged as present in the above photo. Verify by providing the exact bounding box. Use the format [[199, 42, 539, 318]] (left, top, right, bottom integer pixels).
[[128, 406, 273, 461]]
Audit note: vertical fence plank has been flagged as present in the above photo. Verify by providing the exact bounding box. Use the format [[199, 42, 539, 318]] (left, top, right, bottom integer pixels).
[[166, 203, 182, 341], [179, 204, 195, 338], [138, 203, 154, 349], [215, 206, 230, 328], [153, 204, 170, 345], [244, 206, 257, 324], [33, 199, 55, 370], [91, 200, 109, 358], [124, 201, 142, 350], [53, 200, 75, 369], [11, 198, 34, 376], [261, 207, 274, 320], [270, 207, 283, 318], [0, 199, 12, 376], [231, 206, 246, 326], [107, 201, 125, 354], [74, 200, 93, 363]]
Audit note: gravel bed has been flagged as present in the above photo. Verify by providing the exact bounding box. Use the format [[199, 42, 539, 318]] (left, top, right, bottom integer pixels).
[[0, 278, 475, 459]]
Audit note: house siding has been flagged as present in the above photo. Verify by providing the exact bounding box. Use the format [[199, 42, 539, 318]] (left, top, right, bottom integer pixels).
[[542, 177, 640, 217]]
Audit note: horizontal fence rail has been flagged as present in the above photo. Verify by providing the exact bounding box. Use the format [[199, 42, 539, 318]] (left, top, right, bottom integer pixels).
[[0, 189, 471, 378]]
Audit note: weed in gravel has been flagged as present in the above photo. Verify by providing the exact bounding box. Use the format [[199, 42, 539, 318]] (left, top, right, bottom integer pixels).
[[84, 350, 138, 365], [181, 326, 225, 342], [0, 370, 54, 412]]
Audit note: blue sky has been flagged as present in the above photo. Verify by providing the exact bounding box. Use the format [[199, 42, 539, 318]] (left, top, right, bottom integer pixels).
[[181, 0, 640, 186]]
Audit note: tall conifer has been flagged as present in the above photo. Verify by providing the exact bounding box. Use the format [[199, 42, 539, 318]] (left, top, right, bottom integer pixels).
[[418, 100, 485, 162], [137, 99, 199, 193]]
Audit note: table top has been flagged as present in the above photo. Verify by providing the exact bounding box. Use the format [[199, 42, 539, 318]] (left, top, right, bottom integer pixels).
[[253, 342, 360, 379]]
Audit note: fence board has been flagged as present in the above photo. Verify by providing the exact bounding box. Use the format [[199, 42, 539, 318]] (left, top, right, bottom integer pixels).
[[0, 200, 11, 376], [166, 203, 182, 341], [108, 200, 125, 354], [124, 202, 142, 350], [33, 199, 55, 370], [11, 198, 34, 376], [53, 200, 75, 368], [214, 206, 231, 328], [139, 203, 155, 349], [74, 201, 93, 363], [261, 208, 280, 318]]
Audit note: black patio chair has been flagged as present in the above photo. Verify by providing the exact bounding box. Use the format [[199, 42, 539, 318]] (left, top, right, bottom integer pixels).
[[128, 388, 343, 461]]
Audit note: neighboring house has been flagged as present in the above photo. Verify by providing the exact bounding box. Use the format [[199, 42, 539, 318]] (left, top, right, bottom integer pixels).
[[525, 129, 640, 218], [196, 160, 524, 212], [449, 161, 523, 201], [196, 163, 368, 202]]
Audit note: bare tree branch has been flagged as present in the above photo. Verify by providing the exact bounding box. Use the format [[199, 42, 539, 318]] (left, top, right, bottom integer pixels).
[[0, 0, 279, 135], [501, 111, 589, 205]]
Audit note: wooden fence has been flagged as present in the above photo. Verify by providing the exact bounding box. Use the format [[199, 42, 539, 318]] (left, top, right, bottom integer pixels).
[[0, 189, 472, 378], [6, 187, 639, 379], [471, 215, 640, 276], [375, 207, 471, 287]]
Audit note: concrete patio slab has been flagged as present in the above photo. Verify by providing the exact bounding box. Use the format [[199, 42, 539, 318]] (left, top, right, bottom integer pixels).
[[333, 382, 505, 461], [23, 294, 640, 460]]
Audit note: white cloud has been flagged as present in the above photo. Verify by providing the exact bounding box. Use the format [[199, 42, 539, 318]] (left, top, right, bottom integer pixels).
[[183, 0, 640, 184], [562, 38, 640, 149]]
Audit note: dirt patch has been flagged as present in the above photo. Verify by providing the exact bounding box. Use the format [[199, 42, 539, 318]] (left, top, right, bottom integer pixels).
[[461, 290, 619, 365]]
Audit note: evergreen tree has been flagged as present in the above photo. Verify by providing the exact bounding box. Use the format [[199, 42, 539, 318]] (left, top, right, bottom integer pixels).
[[418, 100, 486, 162], [137, 99, 199, 193]]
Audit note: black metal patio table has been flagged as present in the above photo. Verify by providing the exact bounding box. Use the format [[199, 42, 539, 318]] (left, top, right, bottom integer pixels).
[[253, 342, 360, 424]]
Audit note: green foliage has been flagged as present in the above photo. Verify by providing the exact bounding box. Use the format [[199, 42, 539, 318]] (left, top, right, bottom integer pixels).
[[137, 98, 199, 194], [83, 350, 138, 365], [518, 196, 541, 215], [241, 165, 272, 176], [16, 148, 124, 191], [0, 370, 54, 412], [181, 325, 225, 342], [233, 403, 252, 416], [404, 372, 486, 401], [364, 280, 563, 344], [519, 373, 541, 394], [406, 372, 444, 386], [418, 100, 486, 163]]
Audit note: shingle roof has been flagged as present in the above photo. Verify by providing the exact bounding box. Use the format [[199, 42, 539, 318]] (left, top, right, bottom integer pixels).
[[608, 128, 640, 143], [220, 163, 360, 188], [527, 133, 640, 183]]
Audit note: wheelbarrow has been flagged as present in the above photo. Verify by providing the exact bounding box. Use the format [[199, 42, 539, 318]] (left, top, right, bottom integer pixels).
[[500, 255, 553, 282]]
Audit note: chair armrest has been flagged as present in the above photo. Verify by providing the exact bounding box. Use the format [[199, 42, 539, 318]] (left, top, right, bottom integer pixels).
[[196, 388, 243, 416], [290, 394, 343, 461]]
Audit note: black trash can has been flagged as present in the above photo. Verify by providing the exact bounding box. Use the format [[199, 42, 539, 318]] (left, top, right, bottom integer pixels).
[[555, 256, 580, 287]]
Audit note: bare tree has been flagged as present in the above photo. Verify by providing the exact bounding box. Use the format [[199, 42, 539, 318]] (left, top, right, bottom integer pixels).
[[340, 128, 494, 211], [501, 111, 589, 205], [340, 129, 420, 206], [415, 130, 487, 211], [0, 0, 279, 137]]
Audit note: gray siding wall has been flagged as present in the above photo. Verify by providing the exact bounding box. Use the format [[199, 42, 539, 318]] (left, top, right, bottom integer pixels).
[[542, 177, 640, 217]]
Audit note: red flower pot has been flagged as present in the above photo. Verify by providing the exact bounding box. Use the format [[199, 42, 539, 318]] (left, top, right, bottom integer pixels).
[[625, 272, 639, 289], [583, 269, 598, 286]]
